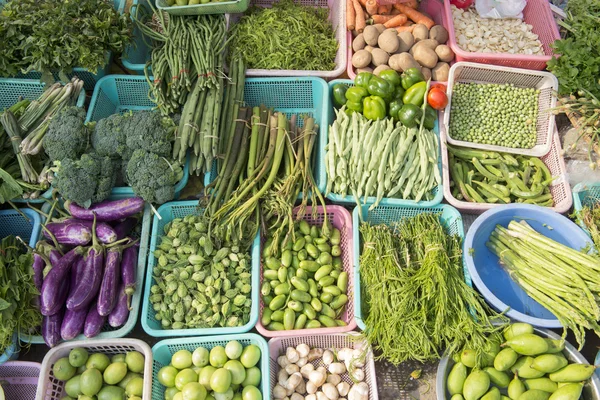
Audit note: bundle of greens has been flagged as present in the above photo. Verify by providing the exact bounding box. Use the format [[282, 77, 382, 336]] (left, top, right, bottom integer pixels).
[[576, 200, 600, 249], [0, 0, 132, 80]]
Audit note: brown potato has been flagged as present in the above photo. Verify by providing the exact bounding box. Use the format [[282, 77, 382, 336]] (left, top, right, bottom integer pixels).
[[413, 46, 438, 68], [352, 50, 372, 69], [378, 29, 400, 54], [389, 53, 420, 72], [432, 62, 450, 82], [429, 25, 449, 44], [374, 24, 386, 34], [373, 65, 392, 76], [357, 67, 374, 73], [435, 44, 455, 62], [397, 31, 415, 53], [412, 24, 429, 42], [421, 67, 432, 81], [410, 39, 439, 55], [363, 25, 380, 46], [371, 48, 390, 67], [352, 34, 366, 52]]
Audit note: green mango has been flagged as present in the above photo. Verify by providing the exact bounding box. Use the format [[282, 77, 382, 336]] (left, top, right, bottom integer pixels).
[[518, 389, 551, 400], [531, 354, 568, 374], [503, 334, 548, 356], [448, 362, 468, 395], [525, 378, 558, 393], [481, 387, 501, 400], [494, 349, 519, 372], [452, 395, 466, 400], [549, 364, 596, 383], [485, 367, 510, 388], [464, 370, 490, 400], [503, 323, 534, 341], [544, 339, 565, 354], [511, 357, 546, 379], [508, 375, 526, 400], [548, 383, 584, 400], [461, 349, 478, 368]]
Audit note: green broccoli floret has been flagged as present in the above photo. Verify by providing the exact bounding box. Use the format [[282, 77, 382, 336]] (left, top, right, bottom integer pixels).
[[43, 106, 88, 162], [90, 112, 134, 158], [126, 149, 182, 204], [125, 110, 173, 158]]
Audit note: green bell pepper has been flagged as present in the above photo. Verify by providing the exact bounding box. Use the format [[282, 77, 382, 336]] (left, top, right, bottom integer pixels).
[[393, 85, 405, 101], [388, 99, 404, 120], [363, 96, 386, 121], [355, 72, 373, 89], [401, 67, 425, 90], [367, 76, 393, 100], [423, 105, 437, 129], [402, 81, 427, 107], [345, 86, 368, 104], [332, 83, 348, 108], [379, 69, 401, 87], [346, 100, 363, 112], [398, 104, 423, 128]]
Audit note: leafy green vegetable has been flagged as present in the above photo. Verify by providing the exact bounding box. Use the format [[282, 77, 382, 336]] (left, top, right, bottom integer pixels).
[[44, 106, 89, 162], [126, 149, 183, 204], [0, 168, 23, 204]]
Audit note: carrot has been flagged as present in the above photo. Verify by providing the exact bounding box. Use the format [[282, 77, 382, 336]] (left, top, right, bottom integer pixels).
[[347, 0, 356, 31], [357, 0, 367, 6], [377, 4, 392, 14], [383, 13, 408, 28], [393, 3, 435, 28], [353, 0, 367, 33], [370, 14, 395, 24], [404, 0, 419, 9], [390, 8, 402, 14], [395, 25, 415, 33], [403, 20, 414, 26], [365, 0, 378, 16]]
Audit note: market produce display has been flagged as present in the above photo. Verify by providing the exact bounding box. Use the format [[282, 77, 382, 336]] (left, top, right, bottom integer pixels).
[[272, 343, 370, 399], [448, 145, 555, 205], [52, 348, 146, 398], [156, 340, 263, 399], [446, 323, 596, 400], [487, 220, 600, 348], [575, 200, 600, 249]]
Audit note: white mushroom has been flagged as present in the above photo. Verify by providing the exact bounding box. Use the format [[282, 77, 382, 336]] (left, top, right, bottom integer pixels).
[[296, 357, 308, 368], [307, 348, 324, 362], [287, 347, 300, 364], [279, 369, 290, 386], [306, 395, 317, 400], [309, 370, 327, 387], [287, 386, 296, 396], [274, 384, 288, 399], [286, 372, 303, 391], [351, 350, 365, 368], [296, 379, 306, 394], [316, 367, 327, 376], [328, 363, 346, 375], [322, 350, 334, 365], [347, 382, 369, 400], [316, 393, 329, 400], [301, 363, 315, 379], [291, 394, 305, 400], [337, 382, 351, 397], [306, 381, 318, 395], [278, 355, 291, 368], [296, 344, 310, 358], [327, 374, 341, 386], [337, 348, 353, 362], [322, 383, 339, 400], [351, 368, 365, 382], [286, 364, 300, 375]]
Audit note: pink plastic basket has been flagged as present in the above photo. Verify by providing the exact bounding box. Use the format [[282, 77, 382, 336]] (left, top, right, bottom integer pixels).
[[0, 361, 41, 400], [440, 123, 572, 214], [255, 205, 357, 338], [443, 0, 560, 70]]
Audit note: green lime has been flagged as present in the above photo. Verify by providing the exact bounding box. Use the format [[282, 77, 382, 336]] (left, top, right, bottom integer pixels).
[[175, 369, 198, 391], [198, 366, 217, 391], [118, 371, 142, 390], [97, 385, 125, 400], [233, 393, 243, 400], [103, 362, 128, 385], [182, 382, 207, 400], [240, 346, 260, 369], [53, 357, 76, 381], [164, 386, 180, 400], [241, 367, 261, 387], [192, 347, 210, 368], [209, 346, 228, 368], [129, 397, 142, 400], [64, 375, 82, 398], [214, 387, 233, 400], [111, 354, 126, 363], [225, 341, 243, 360], [68, 348, 89, 368], [224, 360, 246, 385], [242, 385, 262, 400], [78, 396, 95, 400], [86, 353, 111, 373], [158, 365, 179, 388], [125, 377, 144, 397], [125, 351, 145, 373], [172, 350, 193, 370], [206, 394, 216, 400], [210, 368, 232, 393], [173, 392, 183, 400], [80, 368, 103, 396], [76, 365, 87, 374]]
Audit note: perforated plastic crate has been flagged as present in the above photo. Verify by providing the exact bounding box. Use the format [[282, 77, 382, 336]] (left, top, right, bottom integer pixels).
[[85, 74, 189, 196], [269, 333, 379, 400], [0, 361, 41, 399], [37, 338, 153, 400], [142, 200, 260, 337], [352, 203, 467, 330], [0, 208, 42, 248], [443, 62, 558, 157], [255, 205, 357, 338], [572, 181, 600, 236], [325, 79, 444, 207], [122, 0, 152, 74], [156, 0, 248, 14], [151, 334, 270, 399], [0, 333, 19, 365]]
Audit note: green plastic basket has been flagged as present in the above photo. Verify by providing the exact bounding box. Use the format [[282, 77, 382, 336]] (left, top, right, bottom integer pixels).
[[572, 181, 600, 236], [204, 77, 328, 196], [141, 200, 260, 337], [122, 0, 152, 75], [18, 194, 151, 344], [326, 79, 444, 207], [0, 208, 42, 248], [352, 203, 467, 330], [84, 74, 189, 197], [156, 0, 249, 15], [151, 333, 270, 400]]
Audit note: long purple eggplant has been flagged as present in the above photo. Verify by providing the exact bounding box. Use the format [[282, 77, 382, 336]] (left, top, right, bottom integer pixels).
[[60, 307, 87, 340], [32, 253, 45, 291], [44, 219, 117, 244], [66, 197, 145, 222], [42, 308, 64, 348], [121, 243, 138, 309], [113, 217, 138, 240], [108, 282, 129, 328], [84, 301, 106, 338], [49, 249, 62, 266], [97, 247, 122, 316], [40, 247, 83, 316]]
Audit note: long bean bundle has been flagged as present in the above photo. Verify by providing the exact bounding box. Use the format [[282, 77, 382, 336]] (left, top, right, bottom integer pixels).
[[487, 220, 600, 348]]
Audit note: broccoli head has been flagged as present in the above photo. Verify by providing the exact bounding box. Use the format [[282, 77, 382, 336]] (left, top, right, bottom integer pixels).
[[126, 149, 182, 204], [125, 110, 174, 158], [90, 112, 134, 158], [44, 106, 88, 162]]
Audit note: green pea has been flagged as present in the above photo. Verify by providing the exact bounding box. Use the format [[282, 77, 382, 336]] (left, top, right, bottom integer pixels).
[[294, 314, 307, 329], [291, 290, 311, 303], [261, 308, 272, 326], [308, 279, 318, 297], [310, 225, 319, 238], [304, 235, 313, 245], [337, 271, 348, 293], [335, 319, 346, 326], [299, 220, 311, 235], [268, 322, 284, 331], [313, 237, 328, 245], [274, 282, 290, 296], [292, 255, 300, 269], [293, 237, 305, 252], [287, 301, 303, 312], [333, 257, 343, 269], [260, 282, 271, 297], [262, 238, 273, 258], [317, 252, 332, 266], [278, 266, 287, 283], [317, 314, 336, 327], [270, 280, 280, 289], [318, 276, 336, 288], [291, 277, 309, 292], [283, 308, 296, 330], [320, 292, 333, 303], [296, 268, 308, 280], [331, 245, 341, 257], [265, 257, 280, 270], [330, 228, 341, 245], [283, 239, 293, 251], [311, 298, 323, 312], [330, 294, 348, 309], [263, 295, 273, 305], [323, 285, 342, 297], [263, 269, 278, 281], [330, 269, 340, 279], [314, 265, 332, 281], [305, 320, 321, 329], [281, 250, 292, 268], [303, 303, 316, 320], [298, 249, 308, 261], [299, 260, 320, 272], [321, 303, 336, 319], [271, 310, 284, 322], [317, 243, 331, 253], [306, 244, 319, 259], [269, 294, 286, 311], [287, 266, 295, 280]]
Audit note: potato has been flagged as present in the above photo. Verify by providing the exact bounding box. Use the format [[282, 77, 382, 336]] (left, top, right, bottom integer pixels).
[[397, 31, 415, 53], [429, 25, 449, 44], [432, 62, 450, 81], [363, 25, 380, 46], [389, 53, 420, 72], [435, 44, 454, 62], [412, 24, 429, 42], [421, 67, 432, 81], [352, 34, 366, 52], [410, 39, 439, 55], [374, 24, 386, 34], [371, 48, 390, 67], [413, 46, 438, 68], [373, 65, 392, 76], [352, 50, 372, 69], [357, 67, 374, 73], [364, 45, 375, 53], [378, 29, 400, 54]]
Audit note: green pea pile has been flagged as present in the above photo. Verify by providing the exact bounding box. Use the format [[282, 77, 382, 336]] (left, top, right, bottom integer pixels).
[[449, 83, 539, 149], [261, 220, 349, 331], [150, 215, 252, 330]]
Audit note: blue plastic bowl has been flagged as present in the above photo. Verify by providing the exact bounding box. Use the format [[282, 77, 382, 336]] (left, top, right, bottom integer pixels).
[[464, 204, 593, 328]]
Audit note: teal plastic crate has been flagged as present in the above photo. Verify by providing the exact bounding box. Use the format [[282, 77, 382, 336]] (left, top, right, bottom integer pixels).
[[0, 333, 19, 365], [0, 208, 42, 248], [151, 333, 269, 400], [85, 74, 189, 197], [122, 0, 152, 75], [352, 203, 467, 330], [572, 181, 600, 236], [326, 79, 444, 207], [156, 0, 249, 15], [204, 77, 329, 195], [141, 200, 260, 337]]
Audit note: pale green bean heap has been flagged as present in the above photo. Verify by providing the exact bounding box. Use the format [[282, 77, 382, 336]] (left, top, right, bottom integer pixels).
[[449, 83, 539, 149]]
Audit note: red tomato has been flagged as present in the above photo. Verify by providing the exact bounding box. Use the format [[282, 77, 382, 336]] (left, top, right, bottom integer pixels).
[[430, 83, 447, 93], [427, 88, 448, 110], [450, 0, 474, 8]]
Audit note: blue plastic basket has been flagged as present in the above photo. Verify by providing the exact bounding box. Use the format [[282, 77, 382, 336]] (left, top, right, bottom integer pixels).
[[0, 333, 19, 365], [204, 77, 329, 196], [0, 208, 42, 248], [141, 200, 260, 337], [151, 333, 270, 400], [122, 0, 152, 75], [85, 74, 189, 197], [326, 79, 444, 207], [352, 203, 466, 330], [572, 181, 600, 236]]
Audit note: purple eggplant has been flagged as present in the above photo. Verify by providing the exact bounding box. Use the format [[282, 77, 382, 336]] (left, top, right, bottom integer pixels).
[[84, 301, 107, 338], [32, 253, 45, 291], [49, 249, 62, 266], [43, 220, 92, 246], [66, 197, 145, 222], [121, 244, 138, 309], [42, 308, 64, 348], [113, 217, 138, 240], [97, 247, 122, 316], [108, 282, 129, 328], [60, 306, 87, 340], [40, 247, 83, 316]]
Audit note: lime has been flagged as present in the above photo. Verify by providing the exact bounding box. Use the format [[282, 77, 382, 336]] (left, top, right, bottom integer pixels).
[[158, 365, 179, 388], [224, 360, 246, 385], [241, 367, 260, 387], [165, 386, 180, 400], [242, 385, 262, 400], [198, 366, 217, 391], [173, 392, 184, 400], [80, 368, 103, 397], [213, 387, 233, 400], [175, 369, 198, 391], [69, 348, 89, 368], [125, 376, 144, 397], [103, 362, 128, 385], [53, 357, 76, 381], [111, 354, 126, 363], [172, 349, 193, 370], [118, 371, 142, 390], [97, 385, 125, 400], [192, 347, 210, 368], [209, 346, 228, 368], [129, 397, 142, 400], [78, 396, 95, 400], [125, 351, 145, 373], [239, 346, 260, 369], [182, 382, 207, 400], [210, 368, 232, 393], [206, 394, 216, 400], [233, 394, 243, 400], [86, 353, 111, 373], [64, 375, 82, 398], [225, 341, 243, 360], [76, 365, 87, 374], [60, 397, 75, 400]]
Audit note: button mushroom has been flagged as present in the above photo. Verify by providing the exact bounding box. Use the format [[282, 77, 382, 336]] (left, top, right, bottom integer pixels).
[[322, 383, 339, 400], [327, 374, 342, 386], [296, 344, 310, 358], [286, 347, 300, 364], [274, 384, 288, 399], [347, 382, 369, 400], [328, 363, 346, 375], [337, 382, 351, 397], [286, 364, 300, 375], [301, 363, 315, 379], [307, 349, 324, 362], [322, 350, 334, 366]]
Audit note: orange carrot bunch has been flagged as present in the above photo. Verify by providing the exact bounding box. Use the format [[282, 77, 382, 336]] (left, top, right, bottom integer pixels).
[[346, 0, 434, 33]]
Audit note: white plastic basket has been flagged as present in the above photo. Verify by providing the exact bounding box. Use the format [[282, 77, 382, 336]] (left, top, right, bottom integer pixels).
[[443, 62, 558, 157], [268, 333, 379, 400], [36, 339, 153, 400], [0, 361, 41, 400]]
